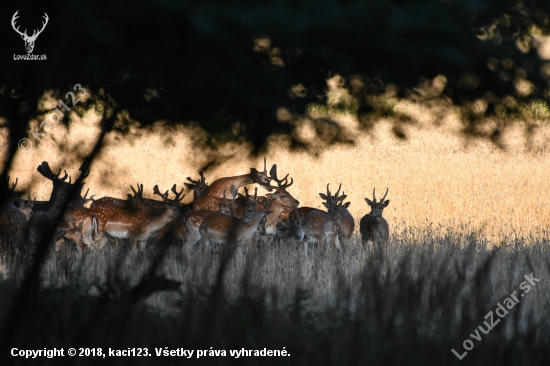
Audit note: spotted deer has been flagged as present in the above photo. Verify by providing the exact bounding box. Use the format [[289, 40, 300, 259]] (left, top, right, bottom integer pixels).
[[276, 206, 340, 256], [88, 197, 179, 250], [319, 184, 354, 245], [260, 165, 300, 233], [198, 208, 272, 249], [184, 171, 209, 200], [360, 188, 390, 250], [197, 157, 273, 199], [153, 184, 190, 244], [185, 186, 239, 247], [55, 189, 96, 251]]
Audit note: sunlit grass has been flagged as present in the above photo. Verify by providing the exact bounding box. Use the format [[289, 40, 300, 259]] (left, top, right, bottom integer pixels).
[[2, 86, 550, 245]]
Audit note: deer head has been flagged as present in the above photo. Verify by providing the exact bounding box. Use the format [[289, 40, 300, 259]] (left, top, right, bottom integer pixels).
[[320, 183, 349, 213], [266, 164, 299, 208], [365, 188, 389, 216], [36, 162, 82, 210], [250, 157, 273, 191], [12, 11, 49, 54], [185, 171, 209, 199]]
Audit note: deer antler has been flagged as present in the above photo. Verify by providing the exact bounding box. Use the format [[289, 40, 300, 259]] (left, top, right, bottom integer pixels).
[[186, 171, 206, 185], [380, 188, 389, 202], [170, 184, 185, 202], [268, 164, 293, 189], [129, 183, 144, 199], [10, 177, 18, 191], [79, 158, 91, 180], [80, 188, 96, 204], [334, 183, 342, 199], [37, 162, 70, 184], [153, 185, 169, 201]]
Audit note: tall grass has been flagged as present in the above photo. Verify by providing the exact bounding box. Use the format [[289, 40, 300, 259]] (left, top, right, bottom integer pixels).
[[1, 229, 549, 365]]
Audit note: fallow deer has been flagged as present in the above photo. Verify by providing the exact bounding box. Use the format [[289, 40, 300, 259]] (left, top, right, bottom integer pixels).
[[198, 209, 272, 249], [197, 157, 273, 199], [34, 161, 87, 213], [184, 171, 209, 200], [88, 197, 179, 250], [319, 184, 355, 245], [0, 178, 30, 250], [55, 206, 95, 251], [153, 184, 190, 244], [0, 202, 31, 251], [261, 165, 300, 233], [276, 207, 340, 256], [54, 188, 96, 251], [360, 188, 390, 250], [185, 186, 239, 247]]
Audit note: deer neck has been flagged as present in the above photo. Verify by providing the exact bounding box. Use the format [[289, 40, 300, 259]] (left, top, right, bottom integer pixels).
[[202, 175, 253, 198], [265, 201, 284, 228], [236, 212, 264, 241], [148, 208, 174, 229]]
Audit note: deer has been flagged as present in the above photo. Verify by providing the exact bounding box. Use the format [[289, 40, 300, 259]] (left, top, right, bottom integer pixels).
[[0, 201, 32, 252], [185, 186, 241, 247], [11, 11, 49, 53], [88, 197, 179, 250], [319, 184, 355, 245], [260, 165, 300, 233], [34, 161, 88, 214], [27, 204, 63, 251], [184, 171, 209, 200], [55, 206, 95, 251], [198, 207, 272, 249], [276, 206, 340, 256], [54, 190, 97, 251], [153, 184, 190, 244], [25, 162, 89, 251], [197, 157, 273, 199], [360, 188, 390, 250]]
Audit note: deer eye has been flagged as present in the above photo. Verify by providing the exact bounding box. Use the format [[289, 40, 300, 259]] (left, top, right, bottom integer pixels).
[[282, 194, 286, 198]]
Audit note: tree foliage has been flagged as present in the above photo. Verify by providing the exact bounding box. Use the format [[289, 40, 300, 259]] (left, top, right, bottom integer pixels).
[[2, 0, 550, 154]]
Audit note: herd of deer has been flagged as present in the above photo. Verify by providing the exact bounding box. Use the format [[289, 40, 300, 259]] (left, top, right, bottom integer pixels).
[[0, 159, 391, 256]]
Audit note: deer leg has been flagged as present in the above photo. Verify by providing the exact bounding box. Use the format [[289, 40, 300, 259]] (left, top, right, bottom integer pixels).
[[130, 237, 139, 251], [137, 239, 147, 250], [200, 235, 211, 252], [187, 230, 201, 247], [333, 234, 342, 251], [95, 236, 108, 249]]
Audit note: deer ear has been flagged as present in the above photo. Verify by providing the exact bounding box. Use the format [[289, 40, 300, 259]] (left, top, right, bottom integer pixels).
[[342, 202, 351, 209], [383, 200, 390, 207], [365, 198, 373, 206], [319, 193, 328, 200], [184, 183, 194, 190]]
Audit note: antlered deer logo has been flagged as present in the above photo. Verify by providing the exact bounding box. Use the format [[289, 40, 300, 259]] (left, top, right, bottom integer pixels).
[[11, 11, 49, 54]]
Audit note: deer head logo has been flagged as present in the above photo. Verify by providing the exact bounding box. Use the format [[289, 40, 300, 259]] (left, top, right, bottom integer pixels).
[[11, 11, 49, 54]]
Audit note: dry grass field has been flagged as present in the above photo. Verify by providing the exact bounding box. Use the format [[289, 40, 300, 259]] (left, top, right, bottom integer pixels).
[[2, 84, 549, 244]]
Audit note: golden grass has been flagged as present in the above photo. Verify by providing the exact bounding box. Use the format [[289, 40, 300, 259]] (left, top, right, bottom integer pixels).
[[2, 92, 550, 244]]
